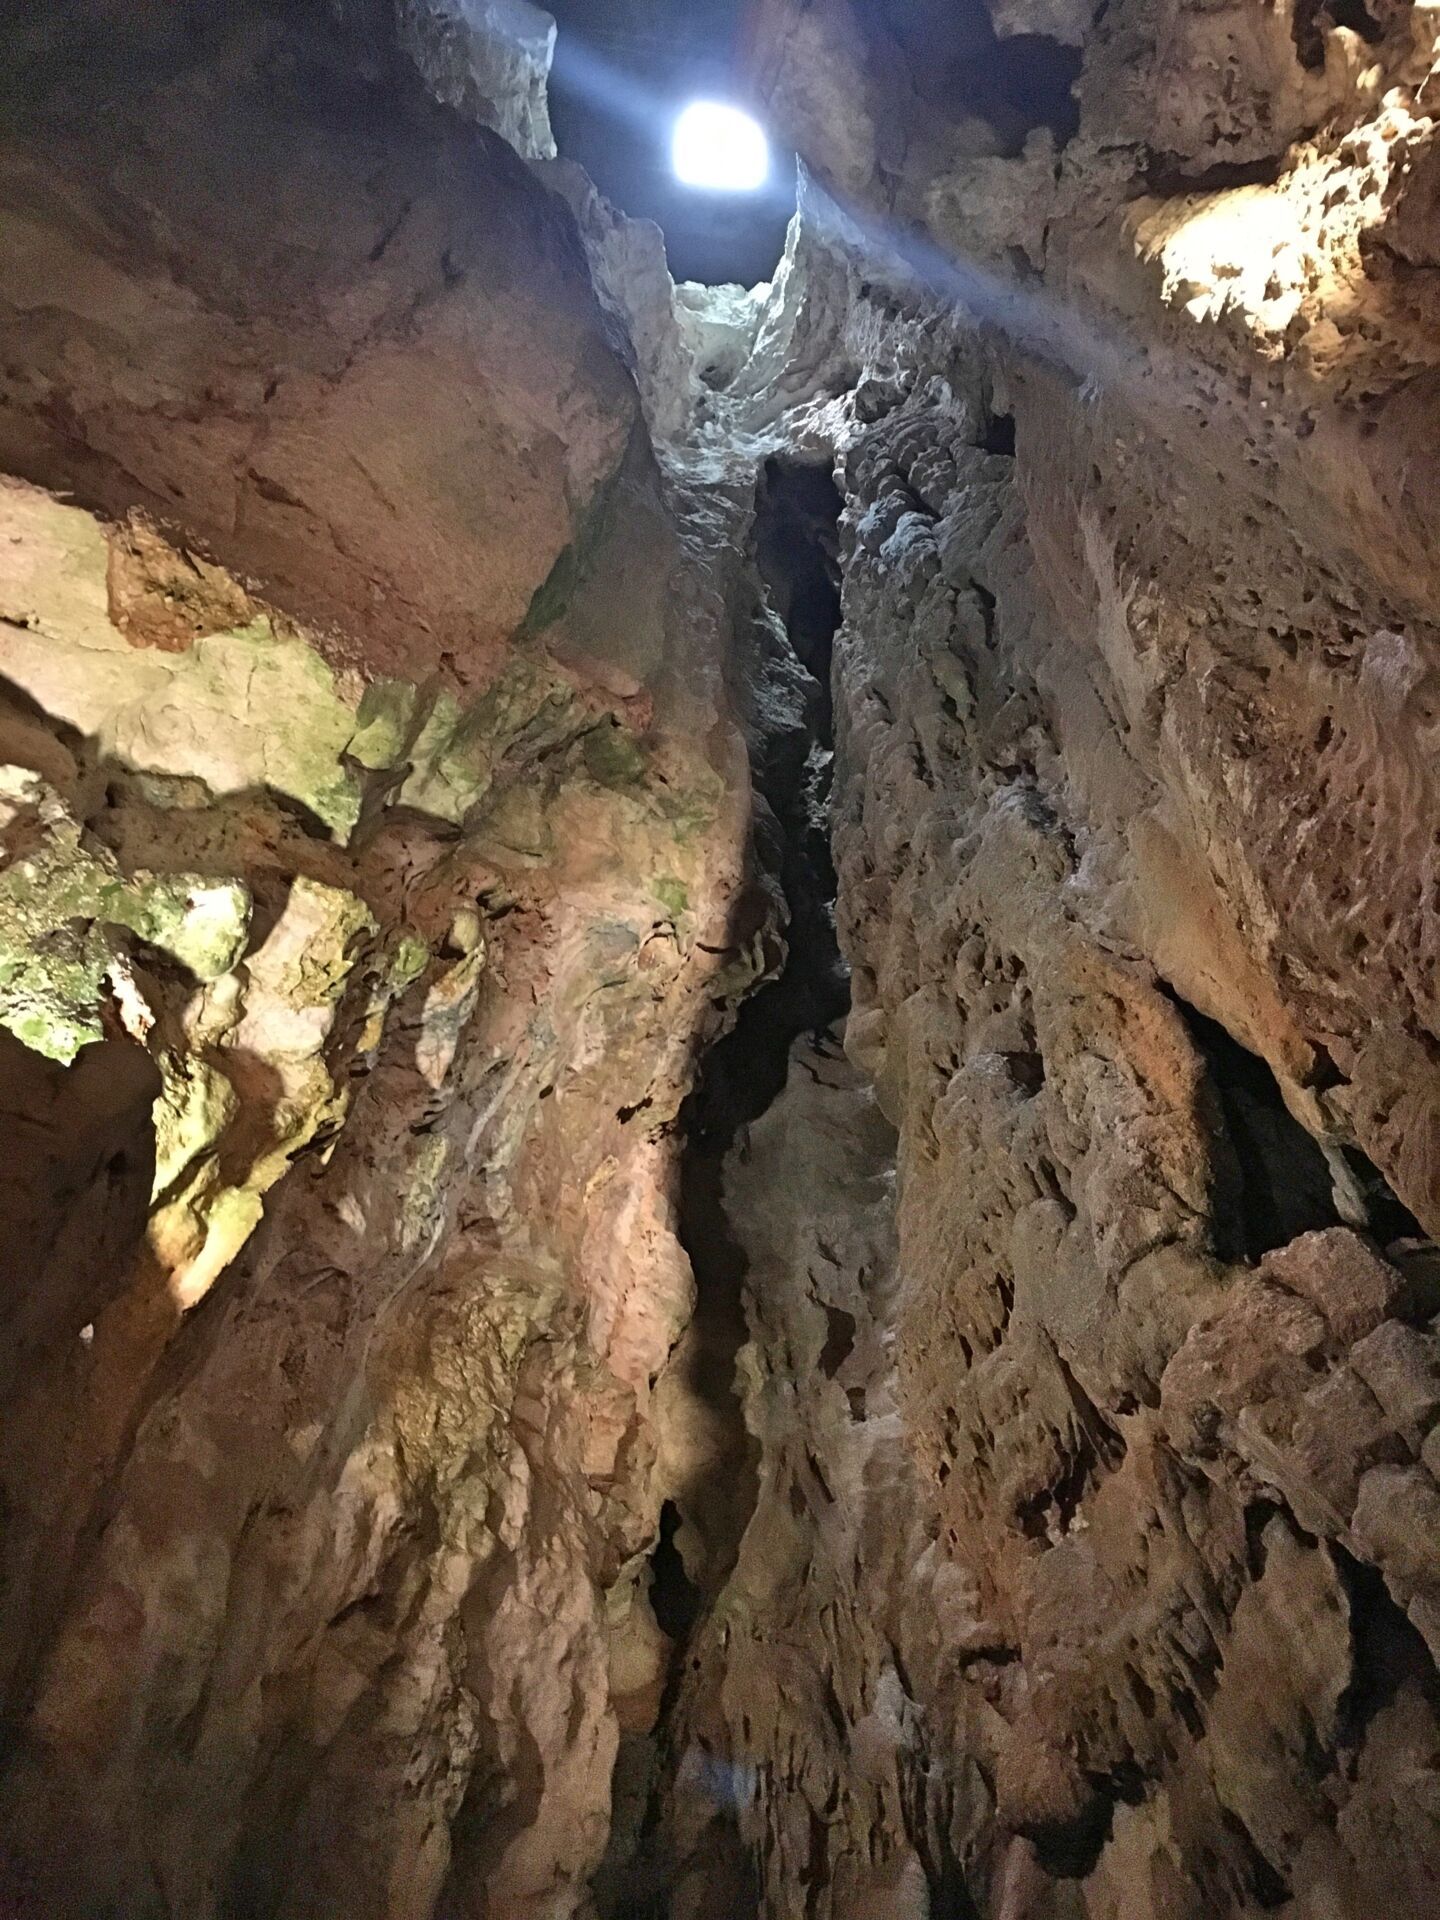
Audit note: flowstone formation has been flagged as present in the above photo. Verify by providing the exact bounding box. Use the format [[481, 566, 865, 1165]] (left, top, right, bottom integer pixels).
[[3, 0, 1440, 1915]]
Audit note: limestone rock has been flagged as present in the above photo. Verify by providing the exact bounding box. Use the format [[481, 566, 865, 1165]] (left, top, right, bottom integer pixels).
[[5, 0, 1440, 1912], [0, 5, 634, 687], [0, 7, 762, 1913], [649, 0, 1440, 1902], [395, 0, 558, 159]]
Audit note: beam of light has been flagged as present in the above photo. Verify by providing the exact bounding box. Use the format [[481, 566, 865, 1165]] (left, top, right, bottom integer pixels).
[[672, 101, 770, 193], [800, 187, 1146, 400], [549, 33, 668, 140], [551, 34, 795, 207], [549, 29, 1157, 400]]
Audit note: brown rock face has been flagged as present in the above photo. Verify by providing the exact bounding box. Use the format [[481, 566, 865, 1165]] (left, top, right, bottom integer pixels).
[[3, 0, 1440, 1914], [0, 5, 756, 1914], [644, 0, 1440, 1912], [0, 1030, 161, 1396], [0, 1, 634, 690]]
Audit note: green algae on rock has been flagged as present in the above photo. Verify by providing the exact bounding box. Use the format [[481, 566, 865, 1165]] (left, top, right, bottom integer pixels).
[[0, 766, 251, 1063], [398, 658, 589, 827]]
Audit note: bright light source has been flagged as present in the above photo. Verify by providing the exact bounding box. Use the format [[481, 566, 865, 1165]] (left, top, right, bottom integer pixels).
[[672, 101, 770, 193]]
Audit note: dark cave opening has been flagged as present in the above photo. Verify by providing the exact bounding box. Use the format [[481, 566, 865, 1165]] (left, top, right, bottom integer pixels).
[[1162, 989, 1426, 1261], [979, 410, 1017, 458], [1335, 1546, 1440, 1746], [648, 1501, 702, 1642], [1164, 992, 1347, 1261]]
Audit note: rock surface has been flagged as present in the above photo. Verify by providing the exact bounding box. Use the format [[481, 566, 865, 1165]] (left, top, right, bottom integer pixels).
[[3, 0, 1440, 1914], [396, 0, 559, 159], [0, 7, 760, 1914], [645, 0, 1440, 1913]]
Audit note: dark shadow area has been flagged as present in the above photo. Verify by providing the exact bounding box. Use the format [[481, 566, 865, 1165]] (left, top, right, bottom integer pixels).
[[690, 457, 848, 1144], [978, 409, 1017, 457], [1218, 1807, 1292, 1910], [1340, 1141, 1426, 1248], [1162, 991, 1344, 1261], [1163, 987, 1428, 1259], [0, 1028, 160, 1400], [669, 458, 847, 1584], [671, 1147, 761, 1594], [926, 1838, 984, 1920], [648, 1501, 702, 1641], [817, 1302, 856, 1380], [877, 0, 1081, 155], [1175, 990, 1436, 1259], [1292, 0, 1383, 68], [1023, 1782, 1121, 1880], [1142, 153, 1287, 196], [754, 457, 844, 730], [954, 33, 1082, 152], [1335, 1546, 1440, 1748]]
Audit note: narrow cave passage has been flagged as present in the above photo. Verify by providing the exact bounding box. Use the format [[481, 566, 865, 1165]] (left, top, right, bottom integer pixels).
[[688, 457, 848, 1147], [666, 451, 848, 1595], [590, 457, 851, 1916]]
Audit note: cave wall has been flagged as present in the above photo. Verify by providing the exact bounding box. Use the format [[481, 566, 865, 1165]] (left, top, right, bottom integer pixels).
[[653, 0, 1440, 1914], [3, 0, 1440, 1914], [0, 7, 770, 1914]]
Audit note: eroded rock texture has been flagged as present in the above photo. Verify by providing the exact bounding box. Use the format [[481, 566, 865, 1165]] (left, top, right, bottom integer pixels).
[[648, 0, 1440, 1913], [0, 6, 763, 1914], [4, 0, 1440, 1914]]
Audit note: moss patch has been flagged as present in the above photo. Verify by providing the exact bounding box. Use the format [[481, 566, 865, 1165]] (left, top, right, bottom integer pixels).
[[0, 766, 251, 1062], [583, 721, 647, 790], [399, 659, 587, 826], [655, 875, 689, 919]]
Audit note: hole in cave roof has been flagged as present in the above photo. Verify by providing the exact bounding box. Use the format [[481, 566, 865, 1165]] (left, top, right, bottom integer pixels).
[[546, 0, 796, 286]]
